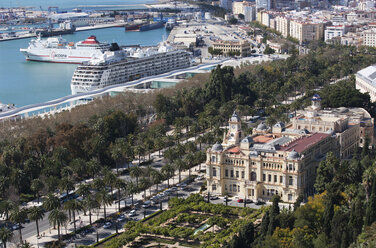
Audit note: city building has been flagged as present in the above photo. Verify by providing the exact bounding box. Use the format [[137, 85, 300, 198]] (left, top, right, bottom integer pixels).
[[275, 15, 290, 37], [356, 65, 376, 102], [205, 95, 374, 202], [256, 0, 272, 10], [205, 109, 336, 203], [289, 20, 325, 43], [212, 40, 251, 56], [291, 94, 374, 158], [220, 0, 233, 10], [244, 5, 256, 22], [363, 29, 376, 47]]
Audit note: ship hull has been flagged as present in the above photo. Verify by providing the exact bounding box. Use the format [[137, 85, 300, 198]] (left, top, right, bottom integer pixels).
[[38, 29, 75, 37], [139, 22, 164, 32], [20, 48, 101, 64]]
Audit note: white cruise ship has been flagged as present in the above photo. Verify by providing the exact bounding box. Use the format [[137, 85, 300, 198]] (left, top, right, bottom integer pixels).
[[20, 36, 112, 64], [70, 42, 191, 94]]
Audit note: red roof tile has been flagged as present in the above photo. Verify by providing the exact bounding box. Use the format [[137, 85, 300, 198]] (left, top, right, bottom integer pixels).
[[281, 133, 330, 153]]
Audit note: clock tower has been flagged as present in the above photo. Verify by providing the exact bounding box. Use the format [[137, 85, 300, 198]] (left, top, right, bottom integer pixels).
[[226, 111, 243, 145]]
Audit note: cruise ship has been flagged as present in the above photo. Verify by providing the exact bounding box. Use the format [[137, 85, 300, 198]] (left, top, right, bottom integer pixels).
[[20, 36, 112, 64], [71, 42, 191, 94]]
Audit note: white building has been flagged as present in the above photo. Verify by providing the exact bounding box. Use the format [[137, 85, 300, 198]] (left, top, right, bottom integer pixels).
[[256, 0, 271, 10], [244, 5, 256, 22], [220, 0, 233, 10], [356, 65, 376, 102], [324, 25, 346, 42], [363, 29, 376, 47]]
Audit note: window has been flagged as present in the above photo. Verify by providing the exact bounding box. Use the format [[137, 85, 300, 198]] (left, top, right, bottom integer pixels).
[[225, 184, 227, 190], [251, 189, 254, 196], [233, 184, 237, 192], [251, 172, 257, 181], [211, 156, 216, 163], [229, 185, 232, 191], [280, 176, 283, 183], [241, 171, 245, 179], [212, 184, 216, 191], [236, 171, 239, 178], [263, 174, 266, 181], [267, 189, 270, 196], [225, 169, 228, 177], [213, 168, 217, 177], [274, 175, 277, 182], [238, 185, 240, 192], [289, 176, 294, 186], [268, 174, 271, 182], [231, 170, 234, 178], [288, 194, 292, 201]]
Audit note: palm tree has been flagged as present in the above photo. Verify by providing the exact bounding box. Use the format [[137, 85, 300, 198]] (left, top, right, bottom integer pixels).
[[126, 181, 137, 206], [144, 138, 154, 161], [139, 177, 151, 200], [161, 164, 175, 188], [103, 169, 117, 198], [48, 209, 68, 242], [174, 159, 186, 183], [59, 177, 75, 201], [95, 190, 113, 220], [0, 227, 13, 248], [9, 205, 27, 244], [114, 178, 126, 211], [363, 167, 374, 201], [154, 137, 165, 157], [0, 200, 14, 220], [130, 166, 143, 188], [184, 153, 196, 177], [83, 195, 100, 225], [28, 206, 45, 237], [87, 158, 101, 179], [70, 158, 87, 183], [93, 178, 106, 191], [42, 193, 60, 211], [134, 145, 145, 165], [63, 199, 82, 234], [30, 179, 44, 204], [151, 170, 164, 193]]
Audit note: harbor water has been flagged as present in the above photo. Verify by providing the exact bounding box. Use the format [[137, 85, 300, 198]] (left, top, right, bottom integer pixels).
[[0, 27, 169, 107]]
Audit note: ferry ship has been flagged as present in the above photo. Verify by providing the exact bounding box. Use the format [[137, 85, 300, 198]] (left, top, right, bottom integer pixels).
[[20, 36, 112, 64], [71, 42, 191, 94]]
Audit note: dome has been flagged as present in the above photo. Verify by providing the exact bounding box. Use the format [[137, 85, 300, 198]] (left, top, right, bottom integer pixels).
[[241, 136, 254, 143], [326, 128, 336, 136], [249, 150, 259, 157], [230, 111, 241, 122], [211, 143, 223, 152], [256, 122, 268, 131], [273, 122, 285, 129], [311, 94, 321, 102], [288, 149, 300, 160]]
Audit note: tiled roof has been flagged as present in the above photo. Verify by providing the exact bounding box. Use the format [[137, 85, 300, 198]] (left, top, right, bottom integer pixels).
[[281, 133, 330, 153]]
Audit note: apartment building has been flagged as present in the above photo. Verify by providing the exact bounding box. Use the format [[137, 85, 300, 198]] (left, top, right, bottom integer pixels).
[[324, 25, 346, 42], [289, 20, 325, 42], [275, 15, 290, 37], [363, 29, 376, 47], [212, 40, 251, 56]]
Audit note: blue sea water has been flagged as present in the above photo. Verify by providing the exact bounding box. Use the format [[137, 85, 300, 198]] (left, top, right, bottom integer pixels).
[[0, 27, 169, 107], [1, 0, 155, 10]]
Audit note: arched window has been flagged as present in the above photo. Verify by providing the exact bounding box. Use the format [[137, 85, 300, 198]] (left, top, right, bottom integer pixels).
[[250, 172, 257, 181], [211, 156, 216, 163]]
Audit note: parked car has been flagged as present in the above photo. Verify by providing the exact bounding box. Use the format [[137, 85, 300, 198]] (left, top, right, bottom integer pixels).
[[237, 198, 244, 203], [103, 222, 112, 229], [256, 200, 265, 205], [142, 201, 151, 208], [223, 196, 231, 202], [245, 199, 253, 204], [210, 196, 219, 200], [12, 224, 21, 230], [117, 215, 126, 222], [128, 210, 137, 217]]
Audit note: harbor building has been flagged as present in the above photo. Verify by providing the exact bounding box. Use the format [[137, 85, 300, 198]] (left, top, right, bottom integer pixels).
[[205, 95, 374, 202], [212, 40, 251, 57]]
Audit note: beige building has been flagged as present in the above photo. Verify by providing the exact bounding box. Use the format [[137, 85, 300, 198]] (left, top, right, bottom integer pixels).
[[275, 15, 290, 37], [363, 29, 376, 47], [356, 65, 376, 102], [289, 20, 325, 42], [212, 40, 251, 57], [232, 1, 245, 15], [206, 112, 336, 203], [291, 94, 374, 158], [206, 95, 374, 202]]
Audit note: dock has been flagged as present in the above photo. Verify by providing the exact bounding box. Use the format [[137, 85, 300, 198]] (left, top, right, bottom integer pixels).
[[0, 21, 127, 42]]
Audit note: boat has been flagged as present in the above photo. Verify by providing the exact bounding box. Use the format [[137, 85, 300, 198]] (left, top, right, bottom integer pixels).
[[71, 42, 192, 94], [139, 21, 165, 32], [20, 35, 114, 64], [36, 21, 76, 37], [125, 22, 146, 31]]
